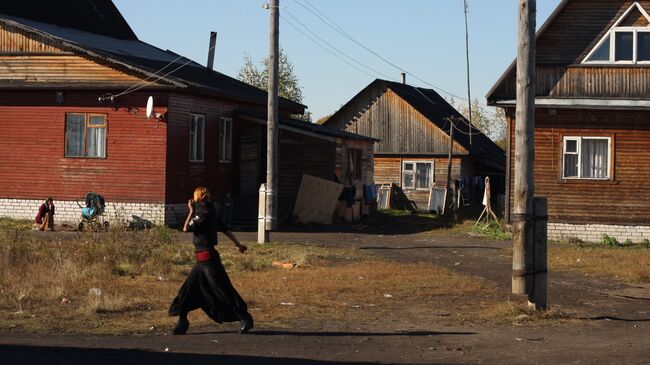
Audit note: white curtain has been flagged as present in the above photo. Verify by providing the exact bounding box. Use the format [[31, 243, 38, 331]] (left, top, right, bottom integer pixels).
[[416, 163, 432, 189], [581, 139, 608, 178]]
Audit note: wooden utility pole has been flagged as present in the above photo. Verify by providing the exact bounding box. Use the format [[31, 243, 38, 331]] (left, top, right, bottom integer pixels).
[[263, 0, 279, 242], [512, 0, 539, 302], [463, 0, 473, 147]]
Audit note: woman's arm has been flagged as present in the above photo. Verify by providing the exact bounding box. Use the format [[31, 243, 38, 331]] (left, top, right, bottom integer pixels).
[[182, 199, 194, 232]]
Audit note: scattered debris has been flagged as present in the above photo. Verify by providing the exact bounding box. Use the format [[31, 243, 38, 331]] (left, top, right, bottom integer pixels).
[[280, 302, 295, 306], [60, 298, 70, 305], [164, 347, 169, 352], [454, 262, 462, 266], [272, 261, 296, 269], [383, 294, 393, 298], [211, 340, 219, 344], [149, 326, 155, 330], [88, 288, 102, 297]]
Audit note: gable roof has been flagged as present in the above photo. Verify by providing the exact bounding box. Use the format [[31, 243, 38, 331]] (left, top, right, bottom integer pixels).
[[325, 79, 505, 163], [0, 0, 137, 40], [486, 0, 571, 103], [0, 8, 305, 113]]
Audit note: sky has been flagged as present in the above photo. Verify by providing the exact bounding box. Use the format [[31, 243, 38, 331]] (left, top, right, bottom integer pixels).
[[112, 0, 563, 120]]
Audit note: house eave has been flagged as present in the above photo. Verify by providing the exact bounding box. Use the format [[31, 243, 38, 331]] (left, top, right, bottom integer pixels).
[[495, 98, 650, 110]]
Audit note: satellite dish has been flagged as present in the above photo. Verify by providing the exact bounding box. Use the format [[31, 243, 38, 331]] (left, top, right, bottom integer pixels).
[[146, 96, 155, 119]]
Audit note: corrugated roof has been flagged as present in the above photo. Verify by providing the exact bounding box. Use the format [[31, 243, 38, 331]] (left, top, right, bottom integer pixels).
[[0, 14, 306, 113], [0, 0, 137, 40]]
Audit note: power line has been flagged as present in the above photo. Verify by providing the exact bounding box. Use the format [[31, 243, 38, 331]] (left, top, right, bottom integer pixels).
[[280, 14, 378, 79], [292, 0, 478, 105], [282, 8, 395, 81]]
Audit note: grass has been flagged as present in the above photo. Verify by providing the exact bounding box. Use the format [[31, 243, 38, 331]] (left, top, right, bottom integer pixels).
[[548, 243, 650, 283], [0, 221, 521, 335], [0, 217, 32, 231]]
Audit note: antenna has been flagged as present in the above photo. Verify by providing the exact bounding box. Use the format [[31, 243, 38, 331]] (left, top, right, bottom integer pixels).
[[146, 96, 155, 119]]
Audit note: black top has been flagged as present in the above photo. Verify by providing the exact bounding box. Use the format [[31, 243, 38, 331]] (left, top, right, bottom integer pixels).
[[189, 202, 224, 252]]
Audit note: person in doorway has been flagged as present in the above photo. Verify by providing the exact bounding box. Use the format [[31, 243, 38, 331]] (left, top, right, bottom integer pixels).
[[34, 197, 55, 231], [169, 187, 253, 335], [221, 192, 234, 230]]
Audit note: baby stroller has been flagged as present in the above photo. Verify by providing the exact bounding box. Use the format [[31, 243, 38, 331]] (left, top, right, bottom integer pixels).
[[77, 192, 109, 231]]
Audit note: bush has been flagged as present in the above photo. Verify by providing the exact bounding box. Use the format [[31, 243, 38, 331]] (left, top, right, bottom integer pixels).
[[473, 221, 512, 240], [600, 234, 620, 247]]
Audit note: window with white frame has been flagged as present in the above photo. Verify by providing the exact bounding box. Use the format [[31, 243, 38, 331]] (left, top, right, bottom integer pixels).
[[584, 2, 650, 64], [562, 137, 611, 179], [402, 161, 433, 190], [220, 117, 233, 162], [65, 113, 107, 158], [190, 114, 205, 162]]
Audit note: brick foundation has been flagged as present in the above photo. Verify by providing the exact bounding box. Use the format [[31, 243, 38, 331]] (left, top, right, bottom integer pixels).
[[0, 198, 170, 226], [549, 222, 650, 243]]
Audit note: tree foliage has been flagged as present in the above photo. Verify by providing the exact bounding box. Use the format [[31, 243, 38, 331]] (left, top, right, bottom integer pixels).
[[452, 98, 506, 149], [237, 48, 310, 121]]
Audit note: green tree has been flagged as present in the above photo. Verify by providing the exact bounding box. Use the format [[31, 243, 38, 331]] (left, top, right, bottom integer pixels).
[[237, 48, 310, 121], [451, 98, 506, 149]]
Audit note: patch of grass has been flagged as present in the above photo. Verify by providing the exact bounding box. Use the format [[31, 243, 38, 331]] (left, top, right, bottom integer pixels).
[[0, 217, 32, 231], [0, 228, 511, 334], [476, 301, 574, 324], [601, 234, 621, 247], [549, 244, 650, 283], [473, 221, 512, 240]]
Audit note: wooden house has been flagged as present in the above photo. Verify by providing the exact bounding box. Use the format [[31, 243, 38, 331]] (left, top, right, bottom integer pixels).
[[323, 79, 505, 210], [487, 0, 650, 242], [0, 0, 376, 226]]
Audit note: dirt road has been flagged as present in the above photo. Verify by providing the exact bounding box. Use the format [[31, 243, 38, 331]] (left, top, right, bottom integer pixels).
[[3, 227, 649, 364]]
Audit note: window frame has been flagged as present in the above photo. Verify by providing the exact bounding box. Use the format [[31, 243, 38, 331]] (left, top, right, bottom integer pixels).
[[64, 112, 108, 159], [562, 136, 612, 180], [583, 2, 650, 64], [189, 113, 205, 163], [402, 160, 434, 190], [219, 117, 233, 163]]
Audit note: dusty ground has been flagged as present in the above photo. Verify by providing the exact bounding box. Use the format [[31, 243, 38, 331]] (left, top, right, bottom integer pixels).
[[1, 222, 649, 364]]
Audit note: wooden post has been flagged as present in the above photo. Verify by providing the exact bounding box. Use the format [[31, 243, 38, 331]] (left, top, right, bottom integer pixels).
[[531, 197, 548, 309], [446, 118, 455, 216], [264, 0, 279, 242], [258, 183, 269, 244], [512, 0, 536, 296]]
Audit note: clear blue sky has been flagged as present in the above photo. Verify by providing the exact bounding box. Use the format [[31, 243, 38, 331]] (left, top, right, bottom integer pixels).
[[113, 0, 562, 119]]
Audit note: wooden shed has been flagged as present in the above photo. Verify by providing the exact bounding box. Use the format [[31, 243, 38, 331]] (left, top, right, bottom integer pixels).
[[0, 0, 375, 226], [323, 79, 505, 210], [487, 0, 650, 242]]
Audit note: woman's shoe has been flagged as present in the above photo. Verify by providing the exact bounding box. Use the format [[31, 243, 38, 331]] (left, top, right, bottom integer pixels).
[[172, 318, 189, 335], [239, 314, 254, 334]]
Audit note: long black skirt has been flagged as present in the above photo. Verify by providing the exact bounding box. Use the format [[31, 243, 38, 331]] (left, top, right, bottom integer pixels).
[[169, 250, 248, 323]]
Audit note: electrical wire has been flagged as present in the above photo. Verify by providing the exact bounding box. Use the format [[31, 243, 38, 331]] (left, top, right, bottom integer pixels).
[[280, 14, 378, 79], [283, 8, 396, 81]]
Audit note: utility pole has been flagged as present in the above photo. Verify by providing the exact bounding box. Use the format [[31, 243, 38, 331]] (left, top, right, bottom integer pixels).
[[463, 0, 473, 147], [263, 0, 279, 243], [512, 0, 545, 309], [444, 117, 455, 219]]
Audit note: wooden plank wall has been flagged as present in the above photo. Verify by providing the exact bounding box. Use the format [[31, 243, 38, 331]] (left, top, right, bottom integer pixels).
[[335, 138, 375, 185], [506, 107, 650, 225], [374, 156, 465, 209], [0, 91, 168, 202], [165, 93, 247, 204], [0, 23, 158, 88], [490, 1, 650, 101], [325, 83, 467, 155]]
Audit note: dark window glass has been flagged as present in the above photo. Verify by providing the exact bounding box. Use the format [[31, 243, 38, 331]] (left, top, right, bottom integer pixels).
[[587, 35, 611, 61], [638, 32, 650, 61], [615, 32, 634, 61]]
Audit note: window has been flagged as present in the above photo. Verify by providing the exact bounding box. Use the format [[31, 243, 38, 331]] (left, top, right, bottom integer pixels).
[[584, 3, 650, 64], [220, 117, 233, 162], [190, 114, 205, 162], [402, 161, 433, 190], [65, 113, 107, 158], [562, 137, 611, 179]]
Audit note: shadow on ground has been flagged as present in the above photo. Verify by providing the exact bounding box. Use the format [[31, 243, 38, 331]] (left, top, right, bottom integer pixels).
[[0, 344, 458, 365], [188, 330, 475, 337]]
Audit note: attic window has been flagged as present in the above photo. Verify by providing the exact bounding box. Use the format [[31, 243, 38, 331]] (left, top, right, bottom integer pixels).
[[583, 2, 650, 64]]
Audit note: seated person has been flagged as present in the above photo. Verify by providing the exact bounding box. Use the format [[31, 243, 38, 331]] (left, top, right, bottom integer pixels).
[[34, 197, 55, 231]]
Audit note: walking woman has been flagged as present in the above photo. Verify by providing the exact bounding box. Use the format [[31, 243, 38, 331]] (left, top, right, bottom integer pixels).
[[169, 187, 253, 335]]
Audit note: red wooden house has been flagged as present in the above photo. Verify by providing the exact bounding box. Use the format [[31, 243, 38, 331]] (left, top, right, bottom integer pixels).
[[488, 0, 650, 242], [0, 0, 376, 226]]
